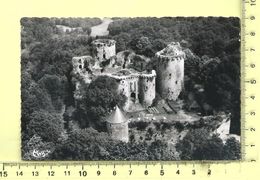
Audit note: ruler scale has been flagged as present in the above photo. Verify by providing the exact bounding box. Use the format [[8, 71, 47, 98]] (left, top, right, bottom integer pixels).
[[242, 0, 258, 163], [0, 161, 258, 179], [0, 0, 259, 179]]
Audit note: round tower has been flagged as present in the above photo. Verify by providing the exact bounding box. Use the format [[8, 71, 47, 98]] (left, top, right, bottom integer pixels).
[[92, 39, 116, 61], [155, 42, 185, 101], [106, 106, 129, 143], [139, 70, 156, 107]]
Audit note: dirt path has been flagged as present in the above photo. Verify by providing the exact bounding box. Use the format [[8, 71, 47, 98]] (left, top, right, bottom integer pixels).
[[90, 18, 113, 37]]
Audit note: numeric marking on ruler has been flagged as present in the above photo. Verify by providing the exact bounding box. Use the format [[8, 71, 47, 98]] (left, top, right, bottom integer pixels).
[[242, 0, 258, 162]]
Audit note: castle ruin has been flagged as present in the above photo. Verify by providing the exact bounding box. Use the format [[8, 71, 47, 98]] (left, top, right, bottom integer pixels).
[[155, 42, 185, 100], [71, 39, 186, 141]]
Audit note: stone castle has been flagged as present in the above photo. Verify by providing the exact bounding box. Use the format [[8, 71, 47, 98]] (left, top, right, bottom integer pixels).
[[71, 39, 186, 142]]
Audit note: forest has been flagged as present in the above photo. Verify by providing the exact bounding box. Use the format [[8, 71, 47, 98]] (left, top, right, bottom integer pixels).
[[21, 17, 240, 160]]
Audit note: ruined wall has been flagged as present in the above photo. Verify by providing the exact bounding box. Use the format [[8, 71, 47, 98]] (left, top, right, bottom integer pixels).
[[107, 69, 157, 111], [104, 44, 116, 59], [106, 122, 129, 142], [117, 76, 139, 111], [139, 70, 156, 107], [71, 56, 95, 101], [156, 42, 185, 101], [116, 50, 135, 68], [92, 39, 116, 61], [72, 56, 94, 84]]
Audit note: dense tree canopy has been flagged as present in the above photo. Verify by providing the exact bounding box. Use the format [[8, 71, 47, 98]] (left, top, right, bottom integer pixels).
[[52, 128, 177, 160], [176, 129, 240, 160], [27, 110, 64, 143], [77, 76, 127, 130]]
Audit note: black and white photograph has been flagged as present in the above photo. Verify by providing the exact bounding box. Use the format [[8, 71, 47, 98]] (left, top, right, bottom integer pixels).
[[21, 17, 241, 160]]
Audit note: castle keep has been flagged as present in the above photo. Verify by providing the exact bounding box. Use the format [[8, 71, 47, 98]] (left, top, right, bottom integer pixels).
[[155, 42, 185, 101]]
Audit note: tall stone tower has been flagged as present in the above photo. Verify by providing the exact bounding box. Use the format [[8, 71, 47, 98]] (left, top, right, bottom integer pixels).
[[106, 106, 129, 143], [139, 70, 156, 107], [155, 42, 185, 101], [92, 39, 116, 61]]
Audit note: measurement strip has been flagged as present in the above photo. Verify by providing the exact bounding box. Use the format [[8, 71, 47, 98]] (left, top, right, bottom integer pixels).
[[241, 0, 247, 161], [0, 161, 257, 179], [242, 0, 258, 162]]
